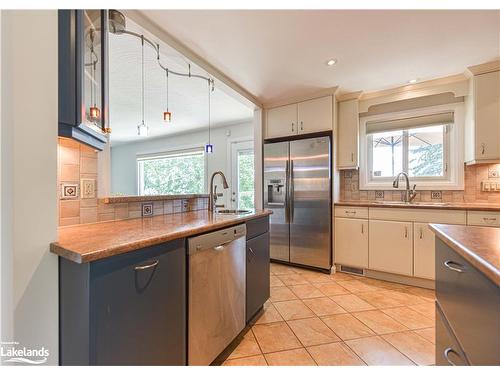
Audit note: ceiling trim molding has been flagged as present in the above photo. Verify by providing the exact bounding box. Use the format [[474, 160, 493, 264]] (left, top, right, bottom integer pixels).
[[123, 10, 263, 110], [336, 90, 363, 102], [263, 86, 339, 109], [359, 74, 469, 113], [466, 60, 500, 77]]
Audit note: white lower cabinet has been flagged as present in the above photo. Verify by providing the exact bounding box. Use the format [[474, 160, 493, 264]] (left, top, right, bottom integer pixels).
[[368, 220, 413, 276], [413, 222, 435, 280], [334, 217, 368, 268]]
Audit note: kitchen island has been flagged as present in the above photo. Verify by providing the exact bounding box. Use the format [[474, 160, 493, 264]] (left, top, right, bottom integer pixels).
[[429, 224, 499, 366], [51, 210, 271, 366]]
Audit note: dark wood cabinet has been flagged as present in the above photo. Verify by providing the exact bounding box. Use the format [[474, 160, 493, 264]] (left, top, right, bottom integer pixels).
[[246, 217, 270, 322], [58, 10, 108, 150], [59, 239, 186, 365]]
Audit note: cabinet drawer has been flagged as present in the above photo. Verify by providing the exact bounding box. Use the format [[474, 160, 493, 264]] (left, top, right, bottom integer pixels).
[[467, 210, 500, 227], [246, 216, 270, 239], [436, 302, 469, 366], [334, 206, 368, 219], [369, 207, 466, 224], [435, 239, 500, 365]]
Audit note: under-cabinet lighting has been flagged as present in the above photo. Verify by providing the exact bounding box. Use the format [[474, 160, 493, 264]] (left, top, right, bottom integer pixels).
[[326, 59, 337, 66]]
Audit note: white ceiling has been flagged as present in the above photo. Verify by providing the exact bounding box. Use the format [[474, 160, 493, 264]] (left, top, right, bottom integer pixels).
[[139, 10, 500, 104], [109, 19, 254, 145]]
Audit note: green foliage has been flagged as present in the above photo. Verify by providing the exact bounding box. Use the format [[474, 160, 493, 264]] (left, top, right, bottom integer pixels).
[[141, 153, 205, 195], [238, 152, 254, 210], [409, 143, 443, 177]]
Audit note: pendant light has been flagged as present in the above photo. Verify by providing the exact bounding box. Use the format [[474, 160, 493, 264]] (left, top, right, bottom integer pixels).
[[89, 29, 100, 122], [205, 80, 213, 153], [137, 35, 148, 137], [163, 69, 172, 122]]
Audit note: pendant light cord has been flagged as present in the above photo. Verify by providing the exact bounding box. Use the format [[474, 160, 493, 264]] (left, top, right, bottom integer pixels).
[[166, 69, 169, 112], [141, 35, 145, 125], [208, 79, 211, 145]]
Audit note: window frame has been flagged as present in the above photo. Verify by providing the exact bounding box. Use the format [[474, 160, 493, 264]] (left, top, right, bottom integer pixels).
[[359, 103, 465, 190], [136, 146, 207, 196]]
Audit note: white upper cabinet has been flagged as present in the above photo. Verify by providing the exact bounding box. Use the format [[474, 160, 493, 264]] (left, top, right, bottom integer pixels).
[[337, 99, 359, 169], [297, 96, 333, 134], [466, 69, 500, 163], [266, 103, 297, 139], [265, 96, 333, 139]]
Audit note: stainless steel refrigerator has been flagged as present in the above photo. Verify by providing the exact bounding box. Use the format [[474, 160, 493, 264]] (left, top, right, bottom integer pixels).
[[264, 135, 331, 270]]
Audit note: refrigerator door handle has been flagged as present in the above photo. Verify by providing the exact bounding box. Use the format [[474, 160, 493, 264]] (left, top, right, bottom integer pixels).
[[285, 159, 290, 223], [290, 159, 294, 223]]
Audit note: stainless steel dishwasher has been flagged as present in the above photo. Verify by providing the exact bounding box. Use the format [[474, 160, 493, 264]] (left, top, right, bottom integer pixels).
[[188, 224, 246, 365]]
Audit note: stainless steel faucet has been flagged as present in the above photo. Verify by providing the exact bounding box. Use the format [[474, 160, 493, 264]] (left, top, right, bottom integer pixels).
[[209, 171, 229, 212], [392, 172, 417, 203]]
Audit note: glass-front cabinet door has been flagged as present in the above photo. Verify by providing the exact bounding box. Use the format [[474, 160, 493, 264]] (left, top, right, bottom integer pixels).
[[58, 10, 109, 150]]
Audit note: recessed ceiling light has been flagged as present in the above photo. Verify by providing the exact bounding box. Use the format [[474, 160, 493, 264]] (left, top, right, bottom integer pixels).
[[326, 59, 337, 66], [408, 79, 418, 84]]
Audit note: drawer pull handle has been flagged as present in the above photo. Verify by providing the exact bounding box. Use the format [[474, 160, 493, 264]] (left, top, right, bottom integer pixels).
[[483, 217, 497, 222], [248, 247, 255, 262], [444, 260, 465, 273], [404, 226, 408, 238], [419, 227, 423, 239], [344, 210, 356, 215], [134, 260, 159, 271], [361, 223, 364, 234], [444, 347, 460, 366]]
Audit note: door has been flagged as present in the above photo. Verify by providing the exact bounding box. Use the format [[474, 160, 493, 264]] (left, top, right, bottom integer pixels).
[[369, 220, 413, 276], [413, 222, 435, 279], [337, 99, 359, 168], [474, 71, 500, 160], [297, 96, 333, 134], [246, 232, 270, 322], [266, 103, 297, 139], [230, 140, 255, 210], [289, 136, 331, 269], [334, 218, 368, 268], [264, 142, 289, 262]]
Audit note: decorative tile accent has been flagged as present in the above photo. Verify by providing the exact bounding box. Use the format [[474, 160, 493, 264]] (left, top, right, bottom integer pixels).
[[374, 191, 384, 199], [61, 183, 79, 199], [141, 202, 153, 217]]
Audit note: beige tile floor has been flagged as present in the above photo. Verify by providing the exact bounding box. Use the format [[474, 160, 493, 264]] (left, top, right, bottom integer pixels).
[[222, 262, 436, 366]]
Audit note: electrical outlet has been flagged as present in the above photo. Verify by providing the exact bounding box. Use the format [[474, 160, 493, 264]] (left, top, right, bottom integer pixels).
[[375, 191, 384, 199], [431, 191, 442, 200], [481, 181, 500, 192], [344, 170, 352, 179]]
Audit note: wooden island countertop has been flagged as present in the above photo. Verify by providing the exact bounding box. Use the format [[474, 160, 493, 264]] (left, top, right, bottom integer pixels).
[[429, 224, 500, 286], [51, 209, 272, 263]]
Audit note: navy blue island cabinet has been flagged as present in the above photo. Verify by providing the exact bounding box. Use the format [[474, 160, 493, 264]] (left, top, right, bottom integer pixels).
[[59, 239, 186, 365]]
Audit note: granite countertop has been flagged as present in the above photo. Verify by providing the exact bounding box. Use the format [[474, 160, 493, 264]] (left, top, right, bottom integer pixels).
[[335, 200, 500, 211], [101, 194, 209, 204], [429, 224, 500, 286], [50, 209, 272, 263]]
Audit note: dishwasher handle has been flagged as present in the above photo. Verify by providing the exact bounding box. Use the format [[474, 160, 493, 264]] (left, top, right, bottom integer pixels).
[[188, 224, 247, 255]]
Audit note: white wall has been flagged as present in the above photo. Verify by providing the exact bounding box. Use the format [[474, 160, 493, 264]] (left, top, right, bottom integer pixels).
[[110, 122, 253, 202], [1, 11, 58, 364]]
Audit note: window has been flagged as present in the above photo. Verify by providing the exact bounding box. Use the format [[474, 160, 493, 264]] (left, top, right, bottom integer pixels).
[[137, 148, 206, 195], [359, 104, 465, 190], [369, 124, 447, 180]]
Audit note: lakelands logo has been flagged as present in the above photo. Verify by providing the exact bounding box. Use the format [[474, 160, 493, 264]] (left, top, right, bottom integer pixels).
[[0, 341, 49, 365]]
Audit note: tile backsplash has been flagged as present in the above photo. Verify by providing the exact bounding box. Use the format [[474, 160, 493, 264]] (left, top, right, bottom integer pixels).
[[57, 138, 208, 227], [340, 164, 500, 204]]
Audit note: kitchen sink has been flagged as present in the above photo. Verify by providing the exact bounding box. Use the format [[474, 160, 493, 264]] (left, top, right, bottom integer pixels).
[[216, 209, 252, 215]]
